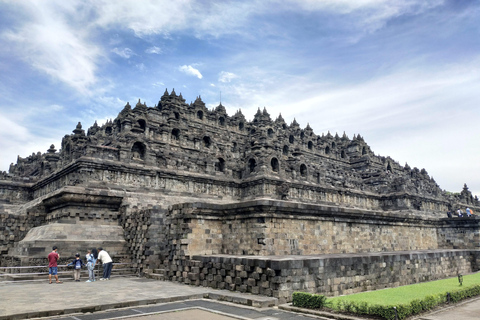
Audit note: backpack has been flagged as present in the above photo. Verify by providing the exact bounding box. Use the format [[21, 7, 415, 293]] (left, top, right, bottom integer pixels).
[[75, 260, 82, 269]]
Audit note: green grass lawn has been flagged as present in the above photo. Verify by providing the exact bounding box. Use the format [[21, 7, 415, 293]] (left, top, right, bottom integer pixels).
[[328, 272, 480, 305]]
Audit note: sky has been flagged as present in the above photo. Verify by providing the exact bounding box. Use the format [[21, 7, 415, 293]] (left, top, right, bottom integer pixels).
[[0, 0, 479, 197]]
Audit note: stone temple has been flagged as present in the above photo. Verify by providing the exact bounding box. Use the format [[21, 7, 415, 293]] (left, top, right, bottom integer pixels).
[[1, 88, 479, 303]]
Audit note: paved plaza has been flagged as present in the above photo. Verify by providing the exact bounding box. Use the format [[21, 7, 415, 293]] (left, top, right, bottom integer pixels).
[[1, 277, 479, 320]]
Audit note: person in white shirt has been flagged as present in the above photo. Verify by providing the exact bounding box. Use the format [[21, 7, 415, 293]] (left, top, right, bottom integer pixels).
[[96, 247, 113, 280]]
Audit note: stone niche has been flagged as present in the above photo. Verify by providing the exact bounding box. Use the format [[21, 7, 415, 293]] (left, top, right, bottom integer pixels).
[[8, 188, 129, 262]]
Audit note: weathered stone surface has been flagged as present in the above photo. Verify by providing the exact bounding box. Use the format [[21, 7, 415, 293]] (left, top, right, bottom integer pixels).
[[0, 88, 479, 299]]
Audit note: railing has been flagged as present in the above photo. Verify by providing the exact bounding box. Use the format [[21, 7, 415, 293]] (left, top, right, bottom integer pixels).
[[0, 263, 137, 283]]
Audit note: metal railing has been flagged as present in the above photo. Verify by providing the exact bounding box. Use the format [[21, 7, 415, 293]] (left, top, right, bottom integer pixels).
[[0, 263, 136, 283]]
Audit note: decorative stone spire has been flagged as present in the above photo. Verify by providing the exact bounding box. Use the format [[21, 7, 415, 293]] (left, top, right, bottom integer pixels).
[[291, 118, 299, 128], [193, 96, 206, 108], [73, 122, 85, 136], [120, 102, 132, 116], [215, 103, 226, 114], [262, 107, 270, 117], [47, 144, 57, 154], [275, 113, 285, 124]]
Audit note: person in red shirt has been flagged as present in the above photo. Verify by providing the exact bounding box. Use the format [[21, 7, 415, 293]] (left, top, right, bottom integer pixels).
[[48, 246, 62, 284]]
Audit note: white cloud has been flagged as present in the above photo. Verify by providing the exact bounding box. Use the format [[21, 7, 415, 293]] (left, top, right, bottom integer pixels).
[[48, 104, 64, 112], [145, 46, 162, 54], [219, 71, 238, 83], [179, 65, 203, 79], [111, 47, 135, 58], [286, 0, 445, 31], [89, 0, 257, 38], [0, 0, 446, 98], [0, 115, 62, 171], [1, 1, 102, 95]]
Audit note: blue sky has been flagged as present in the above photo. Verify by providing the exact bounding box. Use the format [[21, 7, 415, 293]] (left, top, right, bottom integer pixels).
[[1, 0, 479, 197]]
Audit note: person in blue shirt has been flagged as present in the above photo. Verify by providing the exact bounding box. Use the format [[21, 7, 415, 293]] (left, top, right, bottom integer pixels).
[[85, 249, 97, 282], [67, 253, 85, 282]]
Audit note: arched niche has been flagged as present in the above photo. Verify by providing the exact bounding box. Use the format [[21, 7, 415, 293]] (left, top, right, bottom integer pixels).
[[267, 128, 274, 137], [137, 119, 146, 131], [248, 158, 256, 173], [216, 158, 225, 172], [300, 164, 307, 177], [387, 162, 392, 173], [271, 157, 279, 172], [203, 136, 211, 148], [171, 128, 180, 140], [131, 142, 146, 160], [197, 110, 203, 120]]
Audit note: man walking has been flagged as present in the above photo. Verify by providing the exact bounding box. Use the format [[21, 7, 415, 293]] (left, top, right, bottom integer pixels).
[[48, 246, 62, 284], [96, 247, 113, 280]]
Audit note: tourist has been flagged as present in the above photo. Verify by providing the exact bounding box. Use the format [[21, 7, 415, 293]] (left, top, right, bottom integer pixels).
[[47, 246, 62, 284], [457, 209, 463, 217], [67, 253, 85, 282], [446, 210, 452, 218], [96, 247, 113, 280], [85, 249, 97, 282], [466, 208, 472, 217]]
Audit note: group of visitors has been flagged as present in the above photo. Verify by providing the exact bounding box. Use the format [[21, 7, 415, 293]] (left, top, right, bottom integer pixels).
[[446, 207, 475, 218], [47, 246, 113, 283]]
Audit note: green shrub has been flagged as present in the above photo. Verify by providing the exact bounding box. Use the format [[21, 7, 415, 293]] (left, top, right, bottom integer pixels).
[[329, 285, 480, 320], [292, 292, 327, 309], [297, 283, 480, 319], [450, 284, 480, 302]]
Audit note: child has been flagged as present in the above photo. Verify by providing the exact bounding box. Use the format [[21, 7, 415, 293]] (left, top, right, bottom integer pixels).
[[85, 249, 96, 282], [67, 253, 85, 282]]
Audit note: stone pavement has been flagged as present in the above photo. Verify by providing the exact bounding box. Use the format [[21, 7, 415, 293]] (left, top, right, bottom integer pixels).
[[0, 277, 278, 320]]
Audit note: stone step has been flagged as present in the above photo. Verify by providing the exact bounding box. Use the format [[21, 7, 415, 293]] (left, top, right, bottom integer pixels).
[[147, 273, 165, 281], [1, 267, 136, 282], [205, 291, 277, 308], [152, 268, 166, 274]]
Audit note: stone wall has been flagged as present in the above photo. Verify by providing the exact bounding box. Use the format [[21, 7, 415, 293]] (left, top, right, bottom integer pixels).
[[163, 200, 470, 259], [0, 180, 33, 205], [154, 200, 480, 302], [23, 157, 462, 215], [437, 218, 480, 249], [0, 205, 45, 256], [172, 250, 478, 303]]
